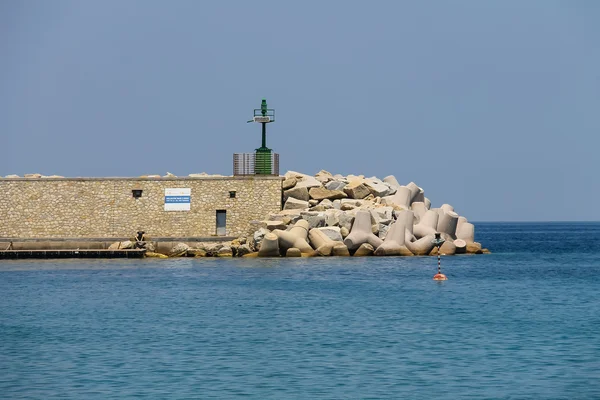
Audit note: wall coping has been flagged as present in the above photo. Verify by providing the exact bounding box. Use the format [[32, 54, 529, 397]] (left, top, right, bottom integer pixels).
[[0, 176, 284, 182]]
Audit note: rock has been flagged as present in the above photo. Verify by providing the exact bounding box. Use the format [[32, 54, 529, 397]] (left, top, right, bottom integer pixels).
[[187, 249, 207, 257], [236, 244, 252, 256], [170, 242, 190, 257], [353, 243, 374, 256], [302, 213, 326, 229], [324, 209, 341, 226], [308, 199, 319, 206], [146, 252, 168, 258], [338, 213, 355, 231], [164, 172, 176, 177], [309, 205, 327, 212], [340, 227, 350, 238], [217, 246, 233, 257], [283, 197, 309, 210], [481, 248, 491, 254], [343, 181, 371, 199], [24, 173, 42, 179], [4, 174, 19, 178], [308, 187, 348, 201], [341, 203, 356, 211], [332, 200, 342, 209], [364, 178, 393, 197], [294, 175, 322, 189], [325, 181, 347, 191], [258, 233, 280, 257], [315, 170, 333, 183], [319, 199, 334, 209], [378, 223, 390, 239], [316, 226, 343, 242], [466, 242, 483, 254], [284, 186, 310, 202], [282, 177, 297, 190], [252, 228, 270, 249], [266, 221, 287, 231], [332, 244, 350, 256], [286, 248, 302, 257]]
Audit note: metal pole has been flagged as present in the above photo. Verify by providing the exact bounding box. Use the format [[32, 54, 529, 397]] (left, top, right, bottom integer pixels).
[[438, 245, 441, 275], [261, 122, 266, 148]]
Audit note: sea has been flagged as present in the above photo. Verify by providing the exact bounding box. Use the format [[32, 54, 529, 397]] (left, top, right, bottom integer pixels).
[[1, 222, 599, 399]]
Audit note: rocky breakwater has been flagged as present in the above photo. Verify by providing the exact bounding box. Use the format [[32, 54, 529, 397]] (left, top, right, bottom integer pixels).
[[247, 170, 490, 258]]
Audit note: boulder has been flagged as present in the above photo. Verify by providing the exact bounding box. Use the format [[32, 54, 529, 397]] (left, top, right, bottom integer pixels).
[[326, 181, 347, 191], [302, 213, 326, 229], [319, 199, 334, 209], [146, 252, 168, 258], [308, 187, 347, 201], [295, 175, 322, 189], [315, 170, 333, 183], [324, 209, 341, 226], [343, 210, 384, 251], [338, 213, 355, 231], [252, 228, 270, 249], [308, 228, 344, 256], [364, 178, 393, 197], [24, 173, 42, 179], [235, 244, 252, 257], [284, 186, 310, 202], [308, 199, 319, 206], [466, 242, 483, 254], [283, 197, 309, 210], [353, 243, 374, 256], [170, 242, 190, 257], [343, 181, 371, 199], [4, 174, 20, 178], [265, 221, 288, 231], [217, 246, 233, 257], [316, 226, 343, 242], [187, 249, 207, 257], [340, 227, 350, 238], [282, 177, 297, 190]]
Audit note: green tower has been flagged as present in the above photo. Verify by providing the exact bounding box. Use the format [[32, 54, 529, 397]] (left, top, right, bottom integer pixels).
[[248, 99, 275, 175]]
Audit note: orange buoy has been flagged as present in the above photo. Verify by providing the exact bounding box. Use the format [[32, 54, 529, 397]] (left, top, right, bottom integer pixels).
[[433, 273, 448, 281]]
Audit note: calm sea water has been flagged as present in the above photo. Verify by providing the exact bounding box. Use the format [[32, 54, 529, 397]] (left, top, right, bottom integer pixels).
[[1, 223, 599, 399]]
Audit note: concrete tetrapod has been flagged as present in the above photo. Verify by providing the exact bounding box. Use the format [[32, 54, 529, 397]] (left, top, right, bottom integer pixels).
[[454, 239, 467, 254], [383, 186, 412, 209], [383, 175, 401, 189], [429, 240, 456, 256], [405, 234, 436, 256], [308, 228, 346, 256], [374, 220, 413, 256], [354, 243, 375, 256], [343, 210, 384, 251], [258, 233, 280, 257], [273, 220, 314, 254], [437, 210, 459, 239], [413, 210, 439, 239], [411, 202, 428, 221], [456, 222, 475, 243]]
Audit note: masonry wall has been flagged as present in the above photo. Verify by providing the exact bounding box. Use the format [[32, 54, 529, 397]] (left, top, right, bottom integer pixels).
[[0, 177, 282, 239]]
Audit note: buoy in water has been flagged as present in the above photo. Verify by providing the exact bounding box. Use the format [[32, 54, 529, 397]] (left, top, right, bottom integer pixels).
[[433, 273, 448, 281]]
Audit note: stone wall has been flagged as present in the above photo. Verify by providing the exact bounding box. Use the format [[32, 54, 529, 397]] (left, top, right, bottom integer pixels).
[[0, 177, 282, 239]]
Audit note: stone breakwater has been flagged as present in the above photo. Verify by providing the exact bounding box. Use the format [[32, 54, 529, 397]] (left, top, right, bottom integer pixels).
[[133, 170, 488, 258], [245, 170, 489, 257]]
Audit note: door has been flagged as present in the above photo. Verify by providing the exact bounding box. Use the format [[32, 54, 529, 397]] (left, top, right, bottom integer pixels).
[[216, 210, 226, 236]]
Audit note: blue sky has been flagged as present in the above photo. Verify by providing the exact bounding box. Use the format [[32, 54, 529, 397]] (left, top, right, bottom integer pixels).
[[1, 1, 599, 221]]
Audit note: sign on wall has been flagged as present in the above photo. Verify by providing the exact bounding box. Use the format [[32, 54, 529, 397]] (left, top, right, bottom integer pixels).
[[164, 188, 191, 211]]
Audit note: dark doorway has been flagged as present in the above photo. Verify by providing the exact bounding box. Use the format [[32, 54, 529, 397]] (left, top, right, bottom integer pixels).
[[216, 210, 226, 236]]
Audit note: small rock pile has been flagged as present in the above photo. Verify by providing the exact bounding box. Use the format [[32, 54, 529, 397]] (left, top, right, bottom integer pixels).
[[246, 170, 489, 257]]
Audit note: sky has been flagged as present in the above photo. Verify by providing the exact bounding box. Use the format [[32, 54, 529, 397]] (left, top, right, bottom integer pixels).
[[1, 1, 599, 221]]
